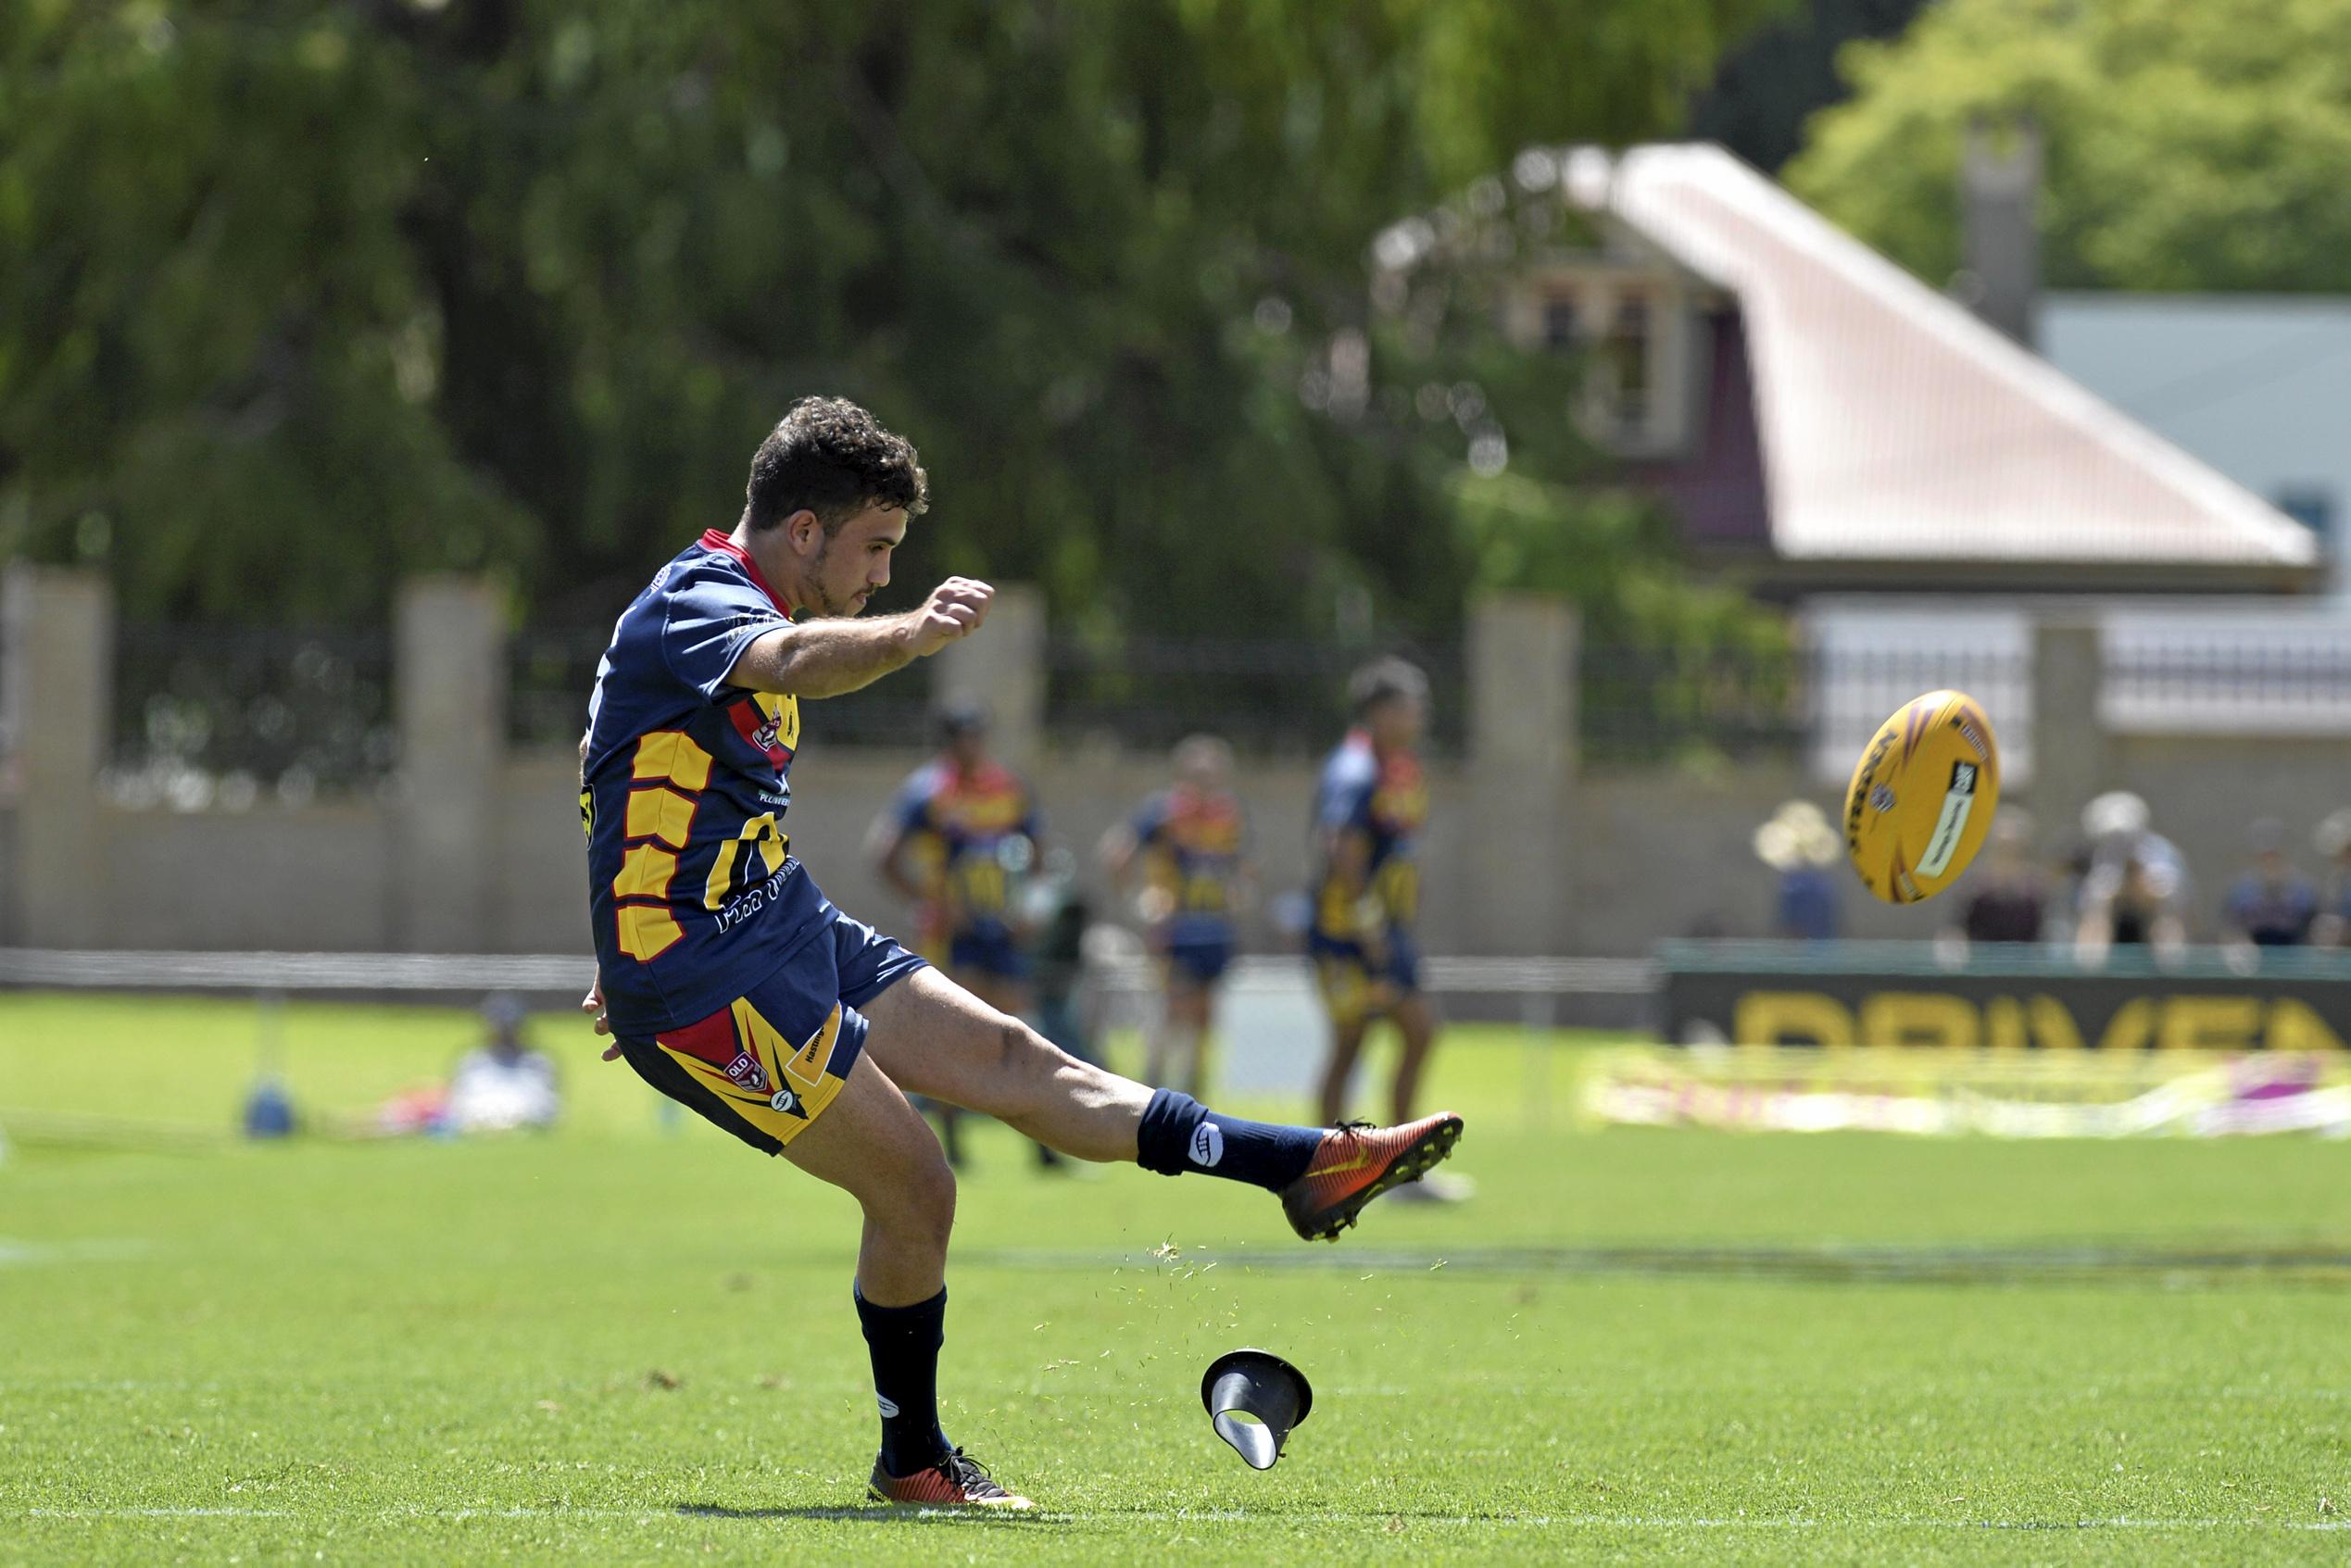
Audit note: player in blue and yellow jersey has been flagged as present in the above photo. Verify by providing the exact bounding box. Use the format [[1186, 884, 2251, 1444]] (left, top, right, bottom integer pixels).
[[874, 705, 1043, 1014], [577, 398, 1463, 1512], [1309, 659, 1447, 1135], [1100, 734, 1252, 1097], [872, 703, 1048, 1165]]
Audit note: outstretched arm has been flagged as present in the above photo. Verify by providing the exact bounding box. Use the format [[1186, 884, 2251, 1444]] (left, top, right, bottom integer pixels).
[[724, 578, 993, 698]]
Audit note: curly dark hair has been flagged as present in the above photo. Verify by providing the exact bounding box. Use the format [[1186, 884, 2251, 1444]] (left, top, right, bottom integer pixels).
[[1348, 657, 1429, 719], [743, 396, 929, 533]]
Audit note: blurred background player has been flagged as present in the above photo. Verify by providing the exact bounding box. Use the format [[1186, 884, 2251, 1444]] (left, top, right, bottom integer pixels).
[[1100, 734, 1252, 1098], [1308, 659, 1467, 1202], [871, 702, 1054, 1167], [2221, 818, 2320, 955]]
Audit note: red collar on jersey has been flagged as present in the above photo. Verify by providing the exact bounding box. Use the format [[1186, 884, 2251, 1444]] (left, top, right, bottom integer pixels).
[[699, 529, 793, 618]]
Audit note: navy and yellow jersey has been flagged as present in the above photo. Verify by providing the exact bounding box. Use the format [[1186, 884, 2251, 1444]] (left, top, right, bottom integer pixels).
[[1130, 785, 1246, 946], [1311, 730, 1427, 944], [582, 529, 823, 1039], [890, 759, 1042, 946]]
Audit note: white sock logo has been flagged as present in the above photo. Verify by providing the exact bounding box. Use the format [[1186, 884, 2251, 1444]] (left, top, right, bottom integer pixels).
[[876, 1394, 900, 1418], [1189, 1122, 1224, 1168]]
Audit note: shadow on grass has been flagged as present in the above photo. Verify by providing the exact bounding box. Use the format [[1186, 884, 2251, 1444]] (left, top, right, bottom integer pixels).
[[677, 1502, 1063, 1525]]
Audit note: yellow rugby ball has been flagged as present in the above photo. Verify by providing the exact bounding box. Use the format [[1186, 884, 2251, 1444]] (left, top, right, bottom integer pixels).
[[1842, 690, 2001, 905]]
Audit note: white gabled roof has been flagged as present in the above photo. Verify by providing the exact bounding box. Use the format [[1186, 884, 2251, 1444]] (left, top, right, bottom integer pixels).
[[1557, 144, 2318, 570]]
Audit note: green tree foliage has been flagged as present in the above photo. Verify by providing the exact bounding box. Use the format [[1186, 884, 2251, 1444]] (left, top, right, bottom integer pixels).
[[2, 0, 1775, 631], [1787, 0, 2351, 294]]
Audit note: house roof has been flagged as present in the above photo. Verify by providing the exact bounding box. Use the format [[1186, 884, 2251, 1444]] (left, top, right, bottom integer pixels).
[[1554, 144, 2320, 573]]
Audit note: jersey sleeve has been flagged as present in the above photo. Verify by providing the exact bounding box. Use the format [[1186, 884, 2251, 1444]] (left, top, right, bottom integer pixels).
[[660, 566, 788, 702], [891, 768, 940, 834], [1315, 762, 1377, 838]]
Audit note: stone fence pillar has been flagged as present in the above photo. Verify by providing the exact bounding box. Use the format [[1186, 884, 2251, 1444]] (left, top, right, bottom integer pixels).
[[393, 575, 504, 950], [2029, 620, 2105, 854], [1, 566, 113, 946], [932, 583, 1046, 771], [1464, 592, 1578, 953]]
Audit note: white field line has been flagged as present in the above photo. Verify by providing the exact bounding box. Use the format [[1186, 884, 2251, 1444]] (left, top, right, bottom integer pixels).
[[16, 1506, 2351, 1531]]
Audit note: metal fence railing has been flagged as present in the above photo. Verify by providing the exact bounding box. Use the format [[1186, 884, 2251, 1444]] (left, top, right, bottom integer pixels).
[[1581, 640, 2035, 778], [1045, 635, 1467, 757], [109, 623, 397, 806], [509, 625, 936, 751], [2104, 633, 2351, 734]]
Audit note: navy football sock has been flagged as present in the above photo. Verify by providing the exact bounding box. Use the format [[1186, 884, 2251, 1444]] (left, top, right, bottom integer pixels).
[[854, 1286, 950, 1477], [1135, 1087, 1322, 1190]]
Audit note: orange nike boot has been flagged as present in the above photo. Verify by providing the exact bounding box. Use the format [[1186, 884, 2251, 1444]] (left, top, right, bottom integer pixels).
[[1278, 1113, 1465, 1242]]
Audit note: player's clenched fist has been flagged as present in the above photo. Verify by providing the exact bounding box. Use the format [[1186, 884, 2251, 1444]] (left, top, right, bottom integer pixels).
[[906, 578, 993, 658]]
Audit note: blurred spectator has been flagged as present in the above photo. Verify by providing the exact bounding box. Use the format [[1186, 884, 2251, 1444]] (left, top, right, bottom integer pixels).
[[2072, 791, 2187, 965], [1755, 800, 1842, 941], [446, 994, 561, 1133], [1940, 813, 2046, 959], [2313, 809, 2351, 947], [2221, 819, 2319, 951], [2078, 854, 2186, 966], [377, 994, 561, 1136]]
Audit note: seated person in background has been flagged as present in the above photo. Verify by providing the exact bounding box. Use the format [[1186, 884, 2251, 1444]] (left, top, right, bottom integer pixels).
[[1754, 800, 1842, 942], [1936, 814, 2044, 964], [1960, 815, 2046, 946], [2222, 818, 2319, 950], [447, 993, 561, 1132], [2076, 853, 2186, 967], [2311, 808, 2351, 947], [381, 993, 561, 1136]]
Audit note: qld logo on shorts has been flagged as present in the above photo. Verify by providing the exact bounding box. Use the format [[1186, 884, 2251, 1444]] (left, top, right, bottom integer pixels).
[[723, 1051, 769, 1094]]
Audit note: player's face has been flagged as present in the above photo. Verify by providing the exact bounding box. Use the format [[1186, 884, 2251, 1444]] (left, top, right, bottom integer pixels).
[[947, 730, 989, 770], [1369, 693, 1426, 751], [802, 505, 906, 619], [1178, 747, 1227, 792]]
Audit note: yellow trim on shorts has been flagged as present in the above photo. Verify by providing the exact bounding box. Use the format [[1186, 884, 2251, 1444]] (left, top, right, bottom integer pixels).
[[660, 1001, 849, 1148]]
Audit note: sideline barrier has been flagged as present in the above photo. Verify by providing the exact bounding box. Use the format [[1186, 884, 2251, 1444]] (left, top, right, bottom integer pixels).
[[1580, 1045, 2351, 1138], [1660, 940, 2351, 1052]]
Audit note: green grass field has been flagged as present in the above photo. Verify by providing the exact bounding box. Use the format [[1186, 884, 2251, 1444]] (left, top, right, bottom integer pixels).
[[3, 992, 2347, 1564]]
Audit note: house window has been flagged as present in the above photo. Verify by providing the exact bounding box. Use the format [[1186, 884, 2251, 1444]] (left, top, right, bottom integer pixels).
[[2274, 485, 2335, 545], [1601, 295, 1652, 433], [1541, 295, 1578, 350], [1519, 269, 1688, 457]]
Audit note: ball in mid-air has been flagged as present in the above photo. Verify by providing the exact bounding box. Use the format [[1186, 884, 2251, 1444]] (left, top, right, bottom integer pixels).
[[1842, 690, 2000, 904]]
